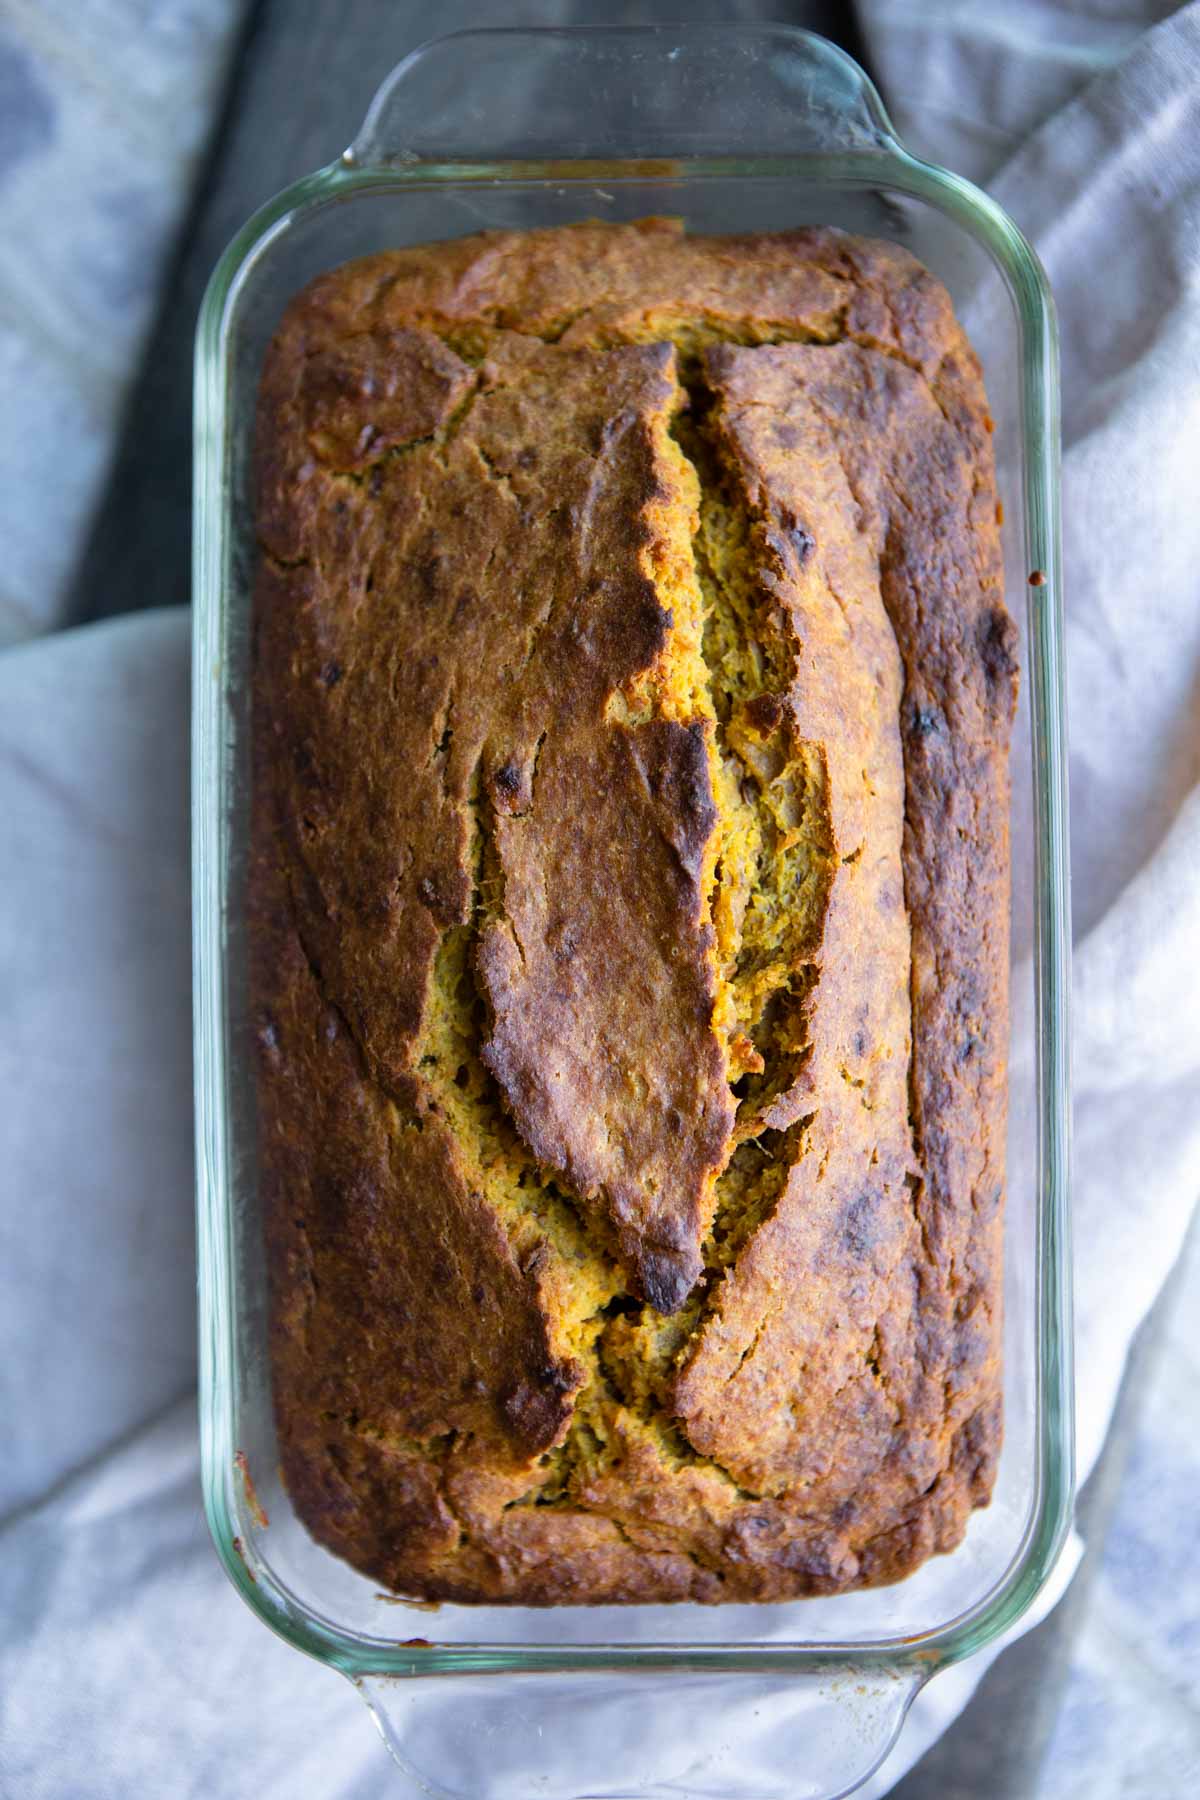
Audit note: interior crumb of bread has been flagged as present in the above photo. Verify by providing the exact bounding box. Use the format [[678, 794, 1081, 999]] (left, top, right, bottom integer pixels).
[[675, 399, 837, 1134]]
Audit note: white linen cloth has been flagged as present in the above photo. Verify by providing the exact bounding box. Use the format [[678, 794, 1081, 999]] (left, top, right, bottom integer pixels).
[[2, 3, 1199, 1794], [0, 0, 247, 645]]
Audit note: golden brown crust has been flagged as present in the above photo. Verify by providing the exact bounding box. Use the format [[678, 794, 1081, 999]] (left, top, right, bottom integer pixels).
[[250, 219, 1016, 1604]]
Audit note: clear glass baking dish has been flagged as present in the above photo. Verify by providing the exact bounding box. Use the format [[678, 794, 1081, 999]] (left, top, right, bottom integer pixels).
[[192, 26, 1072, 1800]]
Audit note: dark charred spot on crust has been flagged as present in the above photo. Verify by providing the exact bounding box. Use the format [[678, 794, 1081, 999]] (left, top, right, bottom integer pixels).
[[978, 606, 1019, 690], [743, 691, 784, 736], [680, 722, 715, 819], [257, 1016, 280, 1058], [777, 504, 817, 565], [493, 762, 519, 799], [320, 660, 343, 689], [515, 445, 538, 470], [589, 574, 673, 680], [500, 1360, 582, 1450], [910, 704, 942, 737], [637, 1245, 700, 1316], [546, 915, 579, 964], [540, 1360, 578, 1395], [488, 759, 531, 816]]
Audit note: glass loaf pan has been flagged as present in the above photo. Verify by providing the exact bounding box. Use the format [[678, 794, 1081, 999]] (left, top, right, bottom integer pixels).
[[192, 26, 1072, 1800]]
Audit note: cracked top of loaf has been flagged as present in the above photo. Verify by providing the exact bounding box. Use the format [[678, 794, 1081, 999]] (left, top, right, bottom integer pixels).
[[250, 218, 1018, 1604]]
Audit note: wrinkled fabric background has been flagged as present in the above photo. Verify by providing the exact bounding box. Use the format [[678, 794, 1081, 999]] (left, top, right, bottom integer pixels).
[[1, 2, 1198, 1795]]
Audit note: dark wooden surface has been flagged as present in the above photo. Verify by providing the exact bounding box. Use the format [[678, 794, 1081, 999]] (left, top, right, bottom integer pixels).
[[70, 0, 871, 626]]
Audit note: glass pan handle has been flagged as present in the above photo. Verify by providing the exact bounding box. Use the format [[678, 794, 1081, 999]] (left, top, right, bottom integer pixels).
[[349, 24, 898, 169], [355, 1664, 923, 1800]]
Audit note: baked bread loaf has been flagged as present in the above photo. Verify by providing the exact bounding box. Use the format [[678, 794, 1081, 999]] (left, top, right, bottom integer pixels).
[[250, 219, 1017, 1604]]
